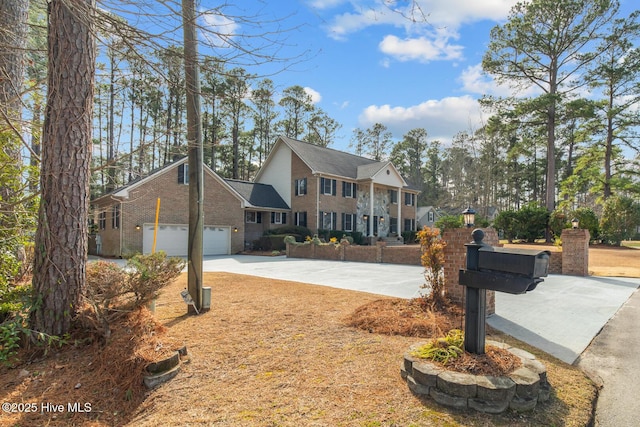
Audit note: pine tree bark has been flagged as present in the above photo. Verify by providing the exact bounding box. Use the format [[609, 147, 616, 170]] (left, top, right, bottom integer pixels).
[[31, 0, 96, 335]]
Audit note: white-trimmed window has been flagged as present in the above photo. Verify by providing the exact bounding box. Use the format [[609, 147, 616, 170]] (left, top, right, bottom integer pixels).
[[295, 212, 307, 227], [320, 177, 336, 195], [389, 189, 398, 204], [98, 211, 106, 230], [111, 205, 120, 229], [246, 211, 262, 223], [390, 217, 398, 234], [178, 164, 189, 184], [342, 181, 356, 198], [404, 192, 415, 206], [342, 213, 356, 231], [271, 212, 287, 225], [319, 211, 337, 230], [295, 178, 307, 196], [404, 218, 415, 231]]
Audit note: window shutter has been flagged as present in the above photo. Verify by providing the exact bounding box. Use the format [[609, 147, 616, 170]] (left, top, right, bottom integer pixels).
[[342, 181, 346, 197], [257, 212, 262, 223], [271, 212, 275, 223], [320, 178, 325, 194], [295, 179, 299, 196], [332, 179, 336, 196], [282, 213, 287, 224]]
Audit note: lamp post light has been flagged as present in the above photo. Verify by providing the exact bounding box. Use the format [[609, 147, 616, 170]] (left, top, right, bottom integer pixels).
[[462, 207, 476, 228], [571, 218, 579, 229]]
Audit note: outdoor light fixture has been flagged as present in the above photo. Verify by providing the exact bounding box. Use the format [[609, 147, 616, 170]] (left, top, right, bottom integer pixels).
[[363, 215, 368, 221], [571, 218, 579, 229], [233, 226, 238, 233], [379, 217, 385, 222], [462, 207, 476, 228], [135, 224, 141, 230]]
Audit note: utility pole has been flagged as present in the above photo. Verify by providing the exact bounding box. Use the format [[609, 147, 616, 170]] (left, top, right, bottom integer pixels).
[[182, 0, 204, 313]]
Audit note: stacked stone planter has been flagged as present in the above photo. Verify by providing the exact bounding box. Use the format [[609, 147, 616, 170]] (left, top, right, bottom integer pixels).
[[401, 341, 549, 413], [143, 346, 188, 389]]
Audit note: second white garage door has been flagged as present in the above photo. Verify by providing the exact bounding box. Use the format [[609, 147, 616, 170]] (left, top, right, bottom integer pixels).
[[142, 224, 230, 256]]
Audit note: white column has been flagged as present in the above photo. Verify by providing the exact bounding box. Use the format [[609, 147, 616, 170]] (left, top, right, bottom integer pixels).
[[397, 187, 402, 234], [369, 181, 374, 236]]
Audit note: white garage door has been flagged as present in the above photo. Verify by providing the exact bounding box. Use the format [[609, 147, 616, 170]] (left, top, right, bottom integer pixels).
[[143, 224, 230, 256]]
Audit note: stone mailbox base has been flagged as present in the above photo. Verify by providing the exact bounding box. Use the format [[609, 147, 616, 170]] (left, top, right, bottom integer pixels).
[[401, 341, 549, 413]]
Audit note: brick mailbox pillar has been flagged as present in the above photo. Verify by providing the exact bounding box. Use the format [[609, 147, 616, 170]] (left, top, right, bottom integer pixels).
[[561, 228, 590, 276], [442, 228, 500, 315]]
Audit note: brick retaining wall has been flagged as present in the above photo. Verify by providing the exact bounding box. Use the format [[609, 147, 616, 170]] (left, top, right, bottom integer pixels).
[[285, 228, 590, 309], [286, 242, 422, 265]]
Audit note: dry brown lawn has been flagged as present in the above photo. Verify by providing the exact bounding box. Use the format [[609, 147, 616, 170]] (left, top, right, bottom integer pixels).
[[2, 245, 635, 426], [2, 270, 599, 427]]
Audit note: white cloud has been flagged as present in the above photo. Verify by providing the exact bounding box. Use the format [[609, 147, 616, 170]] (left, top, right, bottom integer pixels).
[[459, 63, 542, 97], [326, 0, 515, 40], [304, 86, 322, 104], [358, 95, 485, 142], [201, 11, 239, 47], [307, 0, 346, 10], [379, 34, 463, 62]]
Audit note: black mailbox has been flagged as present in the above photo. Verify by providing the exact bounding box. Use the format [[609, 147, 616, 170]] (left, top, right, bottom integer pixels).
[[459, 247, 550, 295], [478, 247, 550, 278]]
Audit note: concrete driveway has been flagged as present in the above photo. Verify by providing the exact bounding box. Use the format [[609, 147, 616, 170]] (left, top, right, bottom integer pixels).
[[201, 255, 639, 365], [202, 255, 426, 299]]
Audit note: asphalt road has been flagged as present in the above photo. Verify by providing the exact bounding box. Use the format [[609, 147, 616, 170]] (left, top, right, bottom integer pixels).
[[577, 288, 640, 427]]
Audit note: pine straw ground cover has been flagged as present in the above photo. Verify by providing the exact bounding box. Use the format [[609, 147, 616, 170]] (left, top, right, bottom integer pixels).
[[0, 271, 596, 426]]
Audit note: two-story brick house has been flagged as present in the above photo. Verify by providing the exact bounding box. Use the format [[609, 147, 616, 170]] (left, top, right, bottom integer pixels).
[[90, 136, 420, 257], [255, 136, 420, 239]]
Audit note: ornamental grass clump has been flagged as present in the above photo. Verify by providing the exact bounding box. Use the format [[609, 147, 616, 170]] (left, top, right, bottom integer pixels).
[[410, 329, 464, 365]]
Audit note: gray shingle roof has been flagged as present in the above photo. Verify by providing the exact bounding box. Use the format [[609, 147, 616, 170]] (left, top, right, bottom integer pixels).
[[224, 179, 290, 210], [280, 135, 381, 179]]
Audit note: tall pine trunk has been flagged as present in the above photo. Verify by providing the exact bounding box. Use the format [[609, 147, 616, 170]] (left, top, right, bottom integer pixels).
[[31, 0, 96, 336]]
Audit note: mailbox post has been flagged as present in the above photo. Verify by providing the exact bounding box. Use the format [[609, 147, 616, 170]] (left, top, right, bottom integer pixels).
[[463, 229, 489, 354], [459, 229, 550, 355]]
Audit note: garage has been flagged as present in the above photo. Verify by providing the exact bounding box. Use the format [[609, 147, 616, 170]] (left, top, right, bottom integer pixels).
[[142, 223, 230, 256]]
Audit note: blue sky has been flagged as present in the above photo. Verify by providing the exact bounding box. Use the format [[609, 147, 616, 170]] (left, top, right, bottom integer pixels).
[[198, 0, 637, 153]]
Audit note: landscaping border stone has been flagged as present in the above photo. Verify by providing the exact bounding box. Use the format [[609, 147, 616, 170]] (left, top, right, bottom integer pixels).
[[401, 340, 549, 414]]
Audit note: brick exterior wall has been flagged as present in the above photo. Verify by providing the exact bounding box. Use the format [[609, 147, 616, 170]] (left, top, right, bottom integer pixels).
[[288, 153, 418, 235], [290, 154, 318, 230], [561, 229, 590, 276], [381, 245, 421, 265], [442, 228, 500, 315], [92, 164, 245, 257]]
